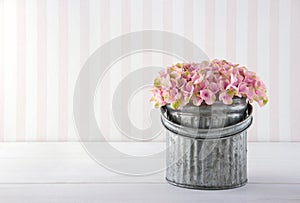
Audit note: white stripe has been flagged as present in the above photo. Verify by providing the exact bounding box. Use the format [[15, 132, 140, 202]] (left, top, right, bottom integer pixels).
[[257, 0, 270, 141], [108, 0, 122, 140], [130, 0, 143, 67], [129, 0, 144, 141], [46, 0, 59, 140], [172, 0, 184, 36], [193, 0, 205, 56], [278, 0, 291, 141], [68, 0, 80, 141], [151, 0, 163, 75], [214, 0, 227, 59], [171, 0, 184, 64], [130, 0, 143, 32], [25, 0, 37, 141], [109, 0, 121, 38], [235, 0, 248, 65], [150, 0, 164, 139], [0, 1, 3, 140], [3, 0, 17, 141], [89, 0, 103, 140], [151, 0, 163, 30], [89, 0, 101, 53]]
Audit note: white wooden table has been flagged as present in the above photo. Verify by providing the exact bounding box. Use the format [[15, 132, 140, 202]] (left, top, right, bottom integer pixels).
[[0, 142, 299, 202]]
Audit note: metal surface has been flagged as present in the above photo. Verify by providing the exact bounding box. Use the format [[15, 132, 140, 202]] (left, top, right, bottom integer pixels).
[[161, 98, 253, 190], [165, 97, 248, 129], [161, 104, 252, 140]]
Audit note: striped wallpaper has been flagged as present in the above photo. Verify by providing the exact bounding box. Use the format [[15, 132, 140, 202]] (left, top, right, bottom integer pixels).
[[0, 0, 299, 142]]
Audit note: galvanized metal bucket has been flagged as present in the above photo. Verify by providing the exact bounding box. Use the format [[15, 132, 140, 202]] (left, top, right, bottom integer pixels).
[[161, 97, 253, 190]]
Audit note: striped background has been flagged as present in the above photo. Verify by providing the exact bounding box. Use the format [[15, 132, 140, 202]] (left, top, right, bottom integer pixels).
[[0, 0, 299, 142]]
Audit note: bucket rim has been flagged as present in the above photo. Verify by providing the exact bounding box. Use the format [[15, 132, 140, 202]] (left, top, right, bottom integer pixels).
[[160, 104, 253, 140]]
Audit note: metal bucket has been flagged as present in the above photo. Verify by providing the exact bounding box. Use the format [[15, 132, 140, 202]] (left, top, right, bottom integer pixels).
[[161, 98, 253, 190], [165, 97, 248, 129]]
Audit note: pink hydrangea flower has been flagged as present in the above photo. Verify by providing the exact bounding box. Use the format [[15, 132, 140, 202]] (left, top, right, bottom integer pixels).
[[219, 91, 234, 105], [151, 60, 268, 109], [200, 89, 216, 105], [192, 95, 203, 106]]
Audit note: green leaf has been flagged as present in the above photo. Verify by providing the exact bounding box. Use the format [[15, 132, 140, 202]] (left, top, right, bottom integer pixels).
[[171, 99, 182, 110], [154, 78, 160, 87]]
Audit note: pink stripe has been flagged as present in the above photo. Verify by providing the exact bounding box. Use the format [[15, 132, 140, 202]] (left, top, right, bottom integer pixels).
[[0, 1, 3, 141], [205, 0, 215, 58], [100, 0, 110, 42], [121, 0, 131, 141], [163, 0, 173, 65], [37, 0, 47, 141], [58, 0, 68, 141], [99, 0, 110, 141], [247, 0, 258, 141], [269, 0, 280, 141], [16, 0, 26, 141], [143, 0, 151, 30], [290, 0, 300, 141], [184, 0, 193, 41], [80, 0, 89, 140], [226, 0, 236, 61], [142, 0, 152, 141], [122, 0, 131, 33], [80, 0, 89, 67], [163, 0, 172, 32]]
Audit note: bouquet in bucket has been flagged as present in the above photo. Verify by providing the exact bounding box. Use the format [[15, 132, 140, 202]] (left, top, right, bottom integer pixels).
[[150, 59, 268, 109], [154, 59, 268, 190]]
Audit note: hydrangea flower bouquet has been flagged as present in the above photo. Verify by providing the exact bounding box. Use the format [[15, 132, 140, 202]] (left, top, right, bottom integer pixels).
[[150, 59, 268, 110]]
